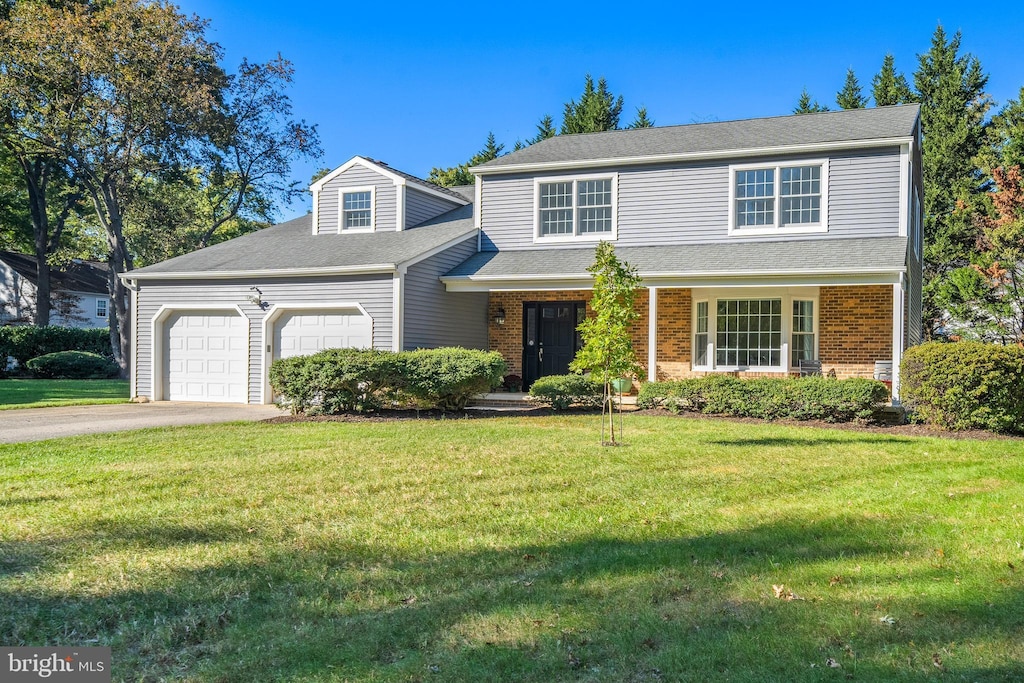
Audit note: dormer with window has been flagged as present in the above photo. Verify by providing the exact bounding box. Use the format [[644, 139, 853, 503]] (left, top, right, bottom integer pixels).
[[309, 156, 469, 235]]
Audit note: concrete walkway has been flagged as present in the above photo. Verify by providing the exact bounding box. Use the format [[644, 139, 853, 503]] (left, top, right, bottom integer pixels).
[[0, 402, 283, 444]]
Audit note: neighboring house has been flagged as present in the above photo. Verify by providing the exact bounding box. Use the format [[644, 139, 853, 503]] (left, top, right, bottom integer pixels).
[[123, 105, 923, 405], [0, 251, 112, 328]]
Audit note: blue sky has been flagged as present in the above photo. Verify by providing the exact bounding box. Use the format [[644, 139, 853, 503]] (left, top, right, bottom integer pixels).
[[177, 1, 1024, 221]]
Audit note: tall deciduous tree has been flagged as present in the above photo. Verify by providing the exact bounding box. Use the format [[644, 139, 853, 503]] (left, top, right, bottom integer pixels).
[[793, 88, 829, 114], [570, 241, 643, 445], [428, 132, 504, 187], [914, 24, 991, 337], [836, 68, 867, 109], [872, 54, 915, 106], [561, 75, 624, 134], [0, 0, 226, 373]]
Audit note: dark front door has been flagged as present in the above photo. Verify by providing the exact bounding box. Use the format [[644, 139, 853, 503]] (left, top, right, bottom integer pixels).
[[522, 301, 585, 388]]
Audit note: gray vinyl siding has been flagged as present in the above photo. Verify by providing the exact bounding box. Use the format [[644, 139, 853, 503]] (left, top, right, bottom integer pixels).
[[134, 274, 394, 402], [405, 187, 461, 229], [317, 166, 398, 234], [403, 236, 487, 350], [479, 147, 902, 251]]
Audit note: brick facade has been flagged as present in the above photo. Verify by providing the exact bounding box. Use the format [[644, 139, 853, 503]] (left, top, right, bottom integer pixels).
[[487, 284, 894, 382], [819, 285, 893, 379]]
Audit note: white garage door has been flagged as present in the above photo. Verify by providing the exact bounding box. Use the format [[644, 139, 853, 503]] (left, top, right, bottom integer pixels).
[[165, 312, 248, 402], [273, 310, 372, 360]]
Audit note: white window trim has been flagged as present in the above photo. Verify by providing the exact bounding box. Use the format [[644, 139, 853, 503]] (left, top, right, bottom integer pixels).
[[338, 185, 376, 234], [727, 159, 829, 236], [533, 172, 618, 244], [690, 286, 820, 374], [95, 298, 107, 318]]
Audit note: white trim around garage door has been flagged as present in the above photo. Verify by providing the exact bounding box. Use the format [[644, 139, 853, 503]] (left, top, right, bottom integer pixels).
[[259, 302, 374, 405], [150, 304, 250, 403]]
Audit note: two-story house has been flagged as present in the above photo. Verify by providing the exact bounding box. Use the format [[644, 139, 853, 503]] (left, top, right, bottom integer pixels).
[[122, 104, 923, 405]]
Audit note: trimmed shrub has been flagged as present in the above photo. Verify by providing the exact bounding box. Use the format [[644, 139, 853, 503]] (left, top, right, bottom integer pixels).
[[404, 348, 507, 411], [269, 347, 404, 414], [527, 374, 604, 411], [269, 347, 506, 414], [901, 341, 1024, 433], [25, 351, 119, 379], [0, 326, 112, 367], [637, 375, 889, 423]]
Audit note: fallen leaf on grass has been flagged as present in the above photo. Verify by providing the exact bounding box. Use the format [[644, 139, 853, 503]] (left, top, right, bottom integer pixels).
[[772, 584, 804, 601], [932, 653, 943, 669], [826, 657, 841, 668], [879, 615, 896, 625], [400, 596, 417, 605], [829, 575, 843, 586]]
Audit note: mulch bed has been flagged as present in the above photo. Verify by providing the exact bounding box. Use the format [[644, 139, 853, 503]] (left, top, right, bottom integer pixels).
[[263, 406, 1020, 441]]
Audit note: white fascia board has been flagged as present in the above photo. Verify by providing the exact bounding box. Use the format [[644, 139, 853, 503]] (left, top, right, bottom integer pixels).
[[122, 264, 397, 281], [470, 136, 914, 176]]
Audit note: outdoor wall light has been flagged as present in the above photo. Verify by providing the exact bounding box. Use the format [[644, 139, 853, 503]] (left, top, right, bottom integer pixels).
[[494, 307, 506, 326], [247, 286, 270, 310]]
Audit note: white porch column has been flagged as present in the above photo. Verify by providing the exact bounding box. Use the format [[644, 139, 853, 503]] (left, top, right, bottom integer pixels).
[[891, 276, 906, 403], [647, 287, 658, 382]]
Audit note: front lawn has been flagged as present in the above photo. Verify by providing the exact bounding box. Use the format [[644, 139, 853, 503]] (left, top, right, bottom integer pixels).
[[1, 415, 1021, 681], [0, 378, 129, 409]]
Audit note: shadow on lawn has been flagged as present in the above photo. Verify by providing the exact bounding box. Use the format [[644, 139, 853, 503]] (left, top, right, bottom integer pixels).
[[1, 516, 1020, 681], [704, 435, 916, 447]]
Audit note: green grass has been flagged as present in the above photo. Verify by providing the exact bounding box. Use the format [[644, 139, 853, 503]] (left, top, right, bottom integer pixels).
[[0, 379, 129, 409], [1, 415, 1022, 681]]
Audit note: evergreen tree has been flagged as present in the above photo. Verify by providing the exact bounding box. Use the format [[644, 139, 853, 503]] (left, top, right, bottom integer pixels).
[[872, 54, 915, 106], [628, 106, 654, 128], [531, 114, 557, 144], [793, 88, 830, 114], [836, 68, 867, 109], [914, 24, 991, 337], [427, 132, 504, 187], [986, 87, 1024, 169], [561, 75, 624, 134]]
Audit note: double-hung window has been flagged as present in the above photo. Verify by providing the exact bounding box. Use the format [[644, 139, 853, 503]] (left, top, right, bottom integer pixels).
[[95, 298, 107, 318], [730, 161, 828, 235], [692, 290, 818, 372], [536, 174, 617, 241], [340, 187, 375, 231]]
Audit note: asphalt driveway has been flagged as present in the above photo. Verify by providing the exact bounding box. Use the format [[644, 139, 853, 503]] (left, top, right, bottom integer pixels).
[[0, 402, 283, 444]]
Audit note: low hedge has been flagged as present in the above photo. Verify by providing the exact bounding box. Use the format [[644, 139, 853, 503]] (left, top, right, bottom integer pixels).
[[25, 351, 120, 379], [901, 341, 1024, 433], [0, 326, 112, 367], [268, 347, 506, 414], [637, 375, 890, 423], [527, 374, 604, 410]]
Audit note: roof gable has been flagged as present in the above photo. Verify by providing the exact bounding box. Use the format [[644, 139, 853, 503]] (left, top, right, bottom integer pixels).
[[310, 155, 469, 205]]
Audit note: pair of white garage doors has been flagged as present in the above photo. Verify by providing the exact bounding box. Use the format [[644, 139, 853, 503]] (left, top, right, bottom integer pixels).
[[164, 309, 372, 402]]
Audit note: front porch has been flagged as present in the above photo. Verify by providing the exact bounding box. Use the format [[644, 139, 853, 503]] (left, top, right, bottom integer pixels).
[[486, 284, 905, 398]]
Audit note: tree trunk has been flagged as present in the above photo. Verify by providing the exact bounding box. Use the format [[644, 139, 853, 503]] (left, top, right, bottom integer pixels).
[[90, 179, 133, 378], [14, 155, 52, 326]]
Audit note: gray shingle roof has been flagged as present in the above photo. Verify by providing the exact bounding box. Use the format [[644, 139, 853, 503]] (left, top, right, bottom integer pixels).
[[366, 159, 470, 202], [129, 205, 475, 277], [444, 237, 908, 280], [474, 105, 920, 171], [0, 251, 109, 293]]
